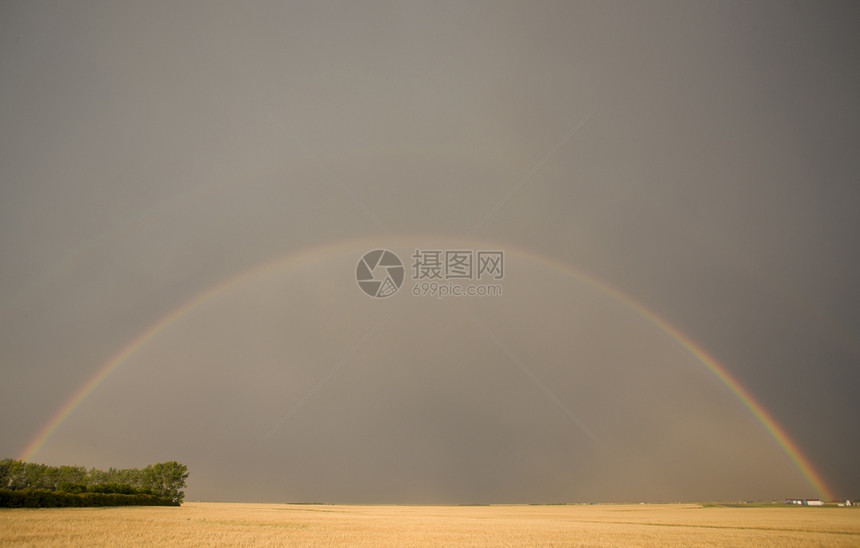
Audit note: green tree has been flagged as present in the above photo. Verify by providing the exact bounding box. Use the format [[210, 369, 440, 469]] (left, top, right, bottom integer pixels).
[[142, 461, 188, 504], [0, 459, 20, 489], [57, 465, 87, 487]]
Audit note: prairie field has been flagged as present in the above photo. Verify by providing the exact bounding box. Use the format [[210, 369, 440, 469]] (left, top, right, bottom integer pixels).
[[1, 502, 858, 547]]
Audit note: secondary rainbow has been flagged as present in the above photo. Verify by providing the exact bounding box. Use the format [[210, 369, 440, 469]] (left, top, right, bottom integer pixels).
[[18, 236, 835, 501]]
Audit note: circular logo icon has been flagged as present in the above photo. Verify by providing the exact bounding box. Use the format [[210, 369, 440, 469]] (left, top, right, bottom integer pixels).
[[356, 249, 404, 298]]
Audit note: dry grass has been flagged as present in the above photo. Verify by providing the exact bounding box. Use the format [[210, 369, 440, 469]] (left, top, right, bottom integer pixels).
[[1, 502, 859, 547]]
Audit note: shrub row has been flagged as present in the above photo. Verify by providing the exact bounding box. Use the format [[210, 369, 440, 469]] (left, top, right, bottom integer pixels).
[[57, 482, 155, 495], [0, 459, 188, 504], [0, 488, 177, 508]]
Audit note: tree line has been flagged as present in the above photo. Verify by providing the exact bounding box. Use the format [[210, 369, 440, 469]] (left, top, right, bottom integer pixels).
[[0, 459, 188, 507]]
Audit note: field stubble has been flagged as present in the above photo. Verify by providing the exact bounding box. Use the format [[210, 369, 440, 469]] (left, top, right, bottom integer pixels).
[[1, 502, 859, 547]]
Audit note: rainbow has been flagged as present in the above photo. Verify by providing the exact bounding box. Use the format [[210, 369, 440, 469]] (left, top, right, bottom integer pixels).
[[17, 236, 835, 501]]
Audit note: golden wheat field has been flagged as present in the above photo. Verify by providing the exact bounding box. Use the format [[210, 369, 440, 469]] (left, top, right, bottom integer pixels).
[[1, 502, 859, 547]]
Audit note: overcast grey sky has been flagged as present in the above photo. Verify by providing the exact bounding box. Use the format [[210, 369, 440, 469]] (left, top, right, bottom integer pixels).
[[1, 0, 858, 503]]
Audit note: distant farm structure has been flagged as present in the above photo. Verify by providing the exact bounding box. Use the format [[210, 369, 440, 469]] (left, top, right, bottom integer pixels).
[[785, 498, 824, 506]]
